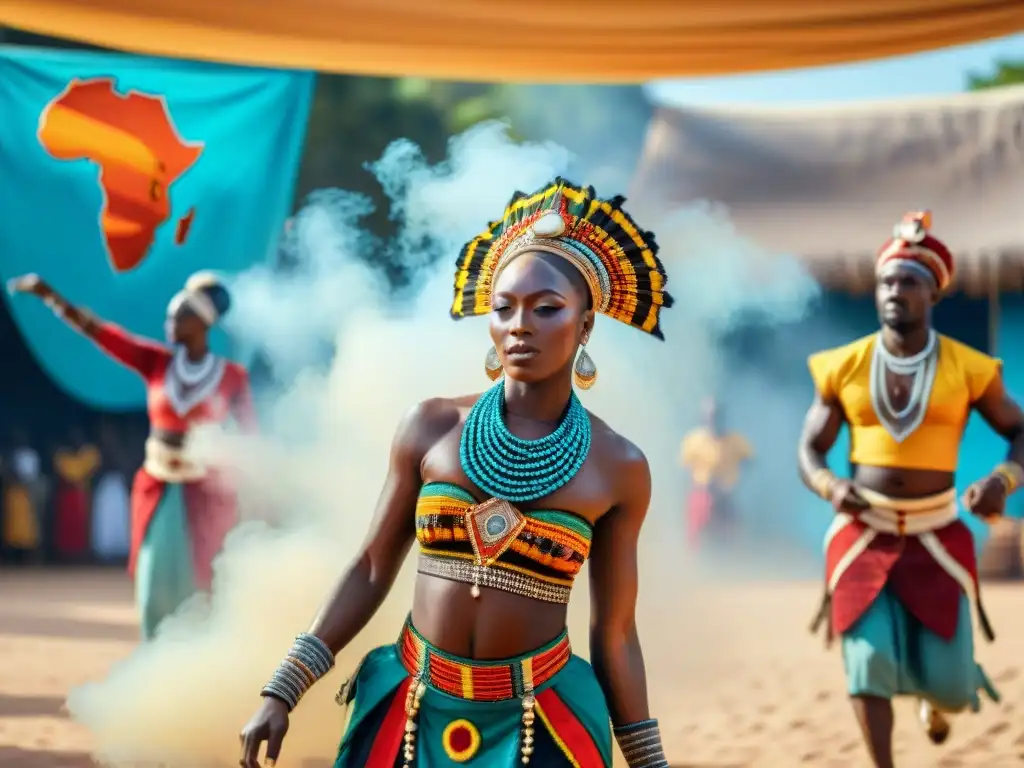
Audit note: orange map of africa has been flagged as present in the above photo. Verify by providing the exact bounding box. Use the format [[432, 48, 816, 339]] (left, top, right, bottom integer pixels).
[[38, 78, 203, 272]]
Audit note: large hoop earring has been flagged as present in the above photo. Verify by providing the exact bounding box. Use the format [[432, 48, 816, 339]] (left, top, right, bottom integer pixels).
[[573, 342, 597, 390], [484, 345, 503, 381]]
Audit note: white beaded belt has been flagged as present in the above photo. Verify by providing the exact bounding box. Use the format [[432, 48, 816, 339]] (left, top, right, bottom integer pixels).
[[855, 487, 958, 536], [143, 437, 207, 483], [417, 554, 572, 604]]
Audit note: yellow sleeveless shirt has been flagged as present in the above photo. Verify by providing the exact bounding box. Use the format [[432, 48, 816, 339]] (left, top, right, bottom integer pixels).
[[807, 333, 1001, 472]]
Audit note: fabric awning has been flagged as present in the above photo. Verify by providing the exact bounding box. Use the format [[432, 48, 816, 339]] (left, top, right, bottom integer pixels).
[[1, 1, 1023, 83], [630, 85, 1024, 296]]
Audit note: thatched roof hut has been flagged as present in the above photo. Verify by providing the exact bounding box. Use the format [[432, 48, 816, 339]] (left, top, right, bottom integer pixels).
[[632, 87, 1024, 579], [631, 85, 1024, 296]]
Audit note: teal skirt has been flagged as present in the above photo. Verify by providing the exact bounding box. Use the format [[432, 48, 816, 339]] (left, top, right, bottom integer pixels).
[[842, 584, 999, 712], [334, 621, 613, 767], [133, 483, 196, 640]]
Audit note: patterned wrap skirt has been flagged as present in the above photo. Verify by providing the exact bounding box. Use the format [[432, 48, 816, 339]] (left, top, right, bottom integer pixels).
[[333, 617, 613, 767]]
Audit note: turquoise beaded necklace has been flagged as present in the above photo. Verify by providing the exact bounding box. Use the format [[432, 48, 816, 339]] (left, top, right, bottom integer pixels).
[[460, 383, 592, 503]]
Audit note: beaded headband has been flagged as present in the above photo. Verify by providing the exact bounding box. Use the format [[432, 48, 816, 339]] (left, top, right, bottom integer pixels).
[[496, 212, 611, 312], [878, 259, 937, 287], [451, 178, 673, 339]]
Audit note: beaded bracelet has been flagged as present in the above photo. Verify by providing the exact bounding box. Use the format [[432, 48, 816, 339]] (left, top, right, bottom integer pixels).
[[260, 633, 335, 711], [809, 468, 837, 500], [43, 295, 67, 320], [992, 461, 1024, 495], [614, 719, 670, 768]]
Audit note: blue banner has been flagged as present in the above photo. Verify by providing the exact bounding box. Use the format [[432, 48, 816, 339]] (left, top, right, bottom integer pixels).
[[0, 46, 313, 410]]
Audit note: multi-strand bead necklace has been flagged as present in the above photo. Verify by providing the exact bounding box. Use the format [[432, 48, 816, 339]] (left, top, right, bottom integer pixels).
[[459, 382, 591, 503]]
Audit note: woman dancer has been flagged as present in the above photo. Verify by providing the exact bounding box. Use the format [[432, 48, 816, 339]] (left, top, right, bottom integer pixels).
[[8, 271, 256, 639], [239, 179, 675, 768]]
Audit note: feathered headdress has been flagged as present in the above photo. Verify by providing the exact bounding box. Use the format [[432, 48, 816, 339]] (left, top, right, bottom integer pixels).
[[451, 178, 673, 339]]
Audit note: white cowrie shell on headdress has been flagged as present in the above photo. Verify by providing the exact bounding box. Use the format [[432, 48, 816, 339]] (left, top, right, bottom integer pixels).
[[896, 219, 926, 244], [532, 212, 566, 238]]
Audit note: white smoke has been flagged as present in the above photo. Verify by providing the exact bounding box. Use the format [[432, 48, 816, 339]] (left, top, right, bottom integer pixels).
[[67, 121, 820, 766]]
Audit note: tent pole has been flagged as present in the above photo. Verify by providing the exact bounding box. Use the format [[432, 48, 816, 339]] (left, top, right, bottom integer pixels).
[[988, 256, 1000, 356]]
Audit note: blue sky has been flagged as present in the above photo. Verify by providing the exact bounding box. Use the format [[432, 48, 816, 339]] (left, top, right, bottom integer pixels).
[[646, 33, 1024, 106]]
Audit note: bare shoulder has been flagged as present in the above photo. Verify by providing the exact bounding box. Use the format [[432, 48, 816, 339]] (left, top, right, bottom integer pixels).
[[396, 393, 484, 452], [587, 411, 651, 489], [400, 396, 461, 441]]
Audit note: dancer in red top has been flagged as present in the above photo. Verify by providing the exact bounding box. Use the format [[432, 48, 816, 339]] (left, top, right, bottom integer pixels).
[[9, 271, 256, 639]]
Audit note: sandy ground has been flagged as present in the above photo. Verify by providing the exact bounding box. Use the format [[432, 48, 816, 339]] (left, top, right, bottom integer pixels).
[[1, 568, 1023, 767]]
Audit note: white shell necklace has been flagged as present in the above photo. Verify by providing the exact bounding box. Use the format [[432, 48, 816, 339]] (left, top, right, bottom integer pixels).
[[869, 330, 938, 443], [165, 347, 226, 417]]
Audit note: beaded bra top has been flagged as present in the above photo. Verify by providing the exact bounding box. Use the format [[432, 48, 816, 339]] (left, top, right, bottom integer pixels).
[[415, 482, 593, 604]]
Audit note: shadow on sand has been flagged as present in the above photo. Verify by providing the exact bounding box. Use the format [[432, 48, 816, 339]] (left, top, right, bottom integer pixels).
[[0, 746, 94, 766], [0, 694, 68, 719], [0, 612, 137, 643]]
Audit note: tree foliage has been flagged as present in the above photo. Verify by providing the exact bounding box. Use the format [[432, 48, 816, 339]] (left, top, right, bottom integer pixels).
[[966, 59, 1024, 91]]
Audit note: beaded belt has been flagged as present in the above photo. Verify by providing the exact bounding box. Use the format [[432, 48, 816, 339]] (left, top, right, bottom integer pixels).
[[397, 619, 572, 702], [856, 487, 958, 536], [143, 437, 207, 483], [417, 553, 572, 604]]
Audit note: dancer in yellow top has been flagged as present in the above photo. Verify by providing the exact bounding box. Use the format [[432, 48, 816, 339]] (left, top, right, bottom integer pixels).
[[679, 398, 753, 549], [798, 211, 1024, 768]]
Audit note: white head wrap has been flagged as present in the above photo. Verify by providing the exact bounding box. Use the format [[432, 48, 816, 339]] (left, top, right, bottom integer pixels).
[[167, 271, 224, 326]]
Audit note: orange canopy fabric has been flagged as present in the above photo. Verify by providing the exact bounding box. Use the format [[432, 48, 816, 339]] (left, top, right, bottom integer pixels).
[[2, 0, 1023, 82]]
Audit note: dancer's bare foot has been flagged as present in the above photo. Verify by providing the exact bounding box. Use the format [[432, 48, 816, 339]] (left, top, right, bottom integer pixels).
[[918, 699, 951, 745]]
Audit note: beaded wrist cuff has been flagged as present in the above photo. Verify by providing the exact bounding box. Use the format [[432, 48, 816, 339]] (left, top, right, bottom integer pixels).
[[260, 633, 335, 712], [43, 296, 68, 319], [614, 719, 669, 768], [993, 461, 1024, 495], [809, 468, 837, 500]]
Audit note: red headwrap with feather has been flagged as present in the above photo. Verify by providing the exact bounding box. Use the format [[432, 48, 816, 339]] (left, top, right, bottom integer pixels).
[[876, 210, 954, 292]]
